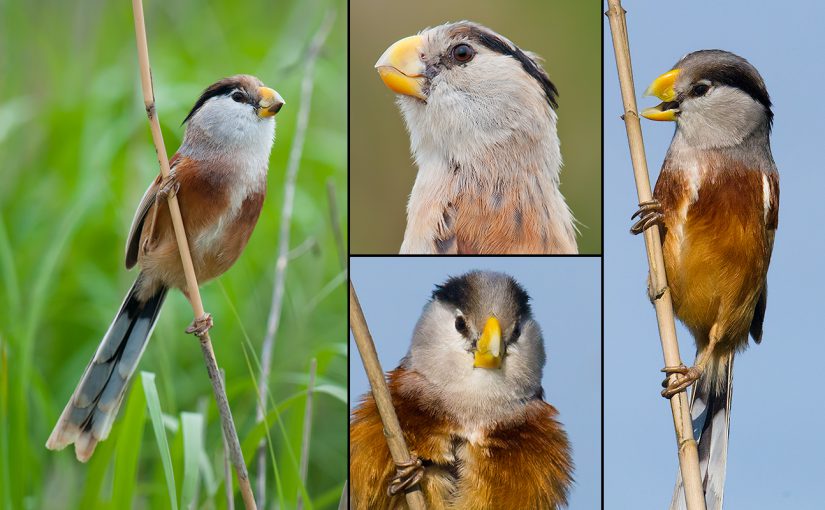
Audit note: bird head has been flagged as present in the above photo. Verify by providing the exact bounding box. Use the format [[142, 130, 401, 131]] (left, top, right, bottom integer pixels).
[[405, 271, 546, 422], [181, 75, 285, 159], [642, 50, 772, 148], [375, 21, 559, 164]]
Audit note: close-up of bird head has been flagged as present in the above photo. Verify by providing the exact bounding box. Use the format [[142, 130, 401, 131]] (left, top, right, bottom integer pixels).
[[180, 74, 285, 164], [372, 21, 578, 254], [642, 50, 772, 149], [403, 270, 546, 425], [375, 20, 559, 167]]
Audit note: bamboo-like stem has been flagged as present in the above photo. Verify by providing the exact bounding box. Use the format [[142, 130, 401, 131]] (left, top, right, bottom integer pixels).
[[220, 370, 235, 510], [295, 358, 317, 510], [349, 282, 426, 510], [325, 180, 346, 270], [130, 1, 256, 508], [604, 2, 705, 509], [255, 10, 337, 504]]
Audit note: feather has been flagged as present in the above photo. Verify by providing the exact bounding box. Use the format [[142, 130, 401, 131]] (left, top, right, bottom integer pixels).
[[45, 275, 166, 462], [670, 353, 734, 510]]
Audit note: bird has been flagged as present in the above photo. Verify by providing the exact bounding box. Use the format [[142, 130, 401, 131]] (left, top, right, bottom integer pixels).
[[374, 21, 578, 254], [45, 74, 285, 462], [632, 50, 778, 510], [350, 271, 573, 509]]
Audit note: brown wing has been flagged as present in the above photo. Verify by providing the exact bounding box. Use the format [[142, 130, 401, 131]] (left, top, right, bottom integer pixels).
[[750, 171, 779, 343], [124, 153, 181, 269], [455, 399, 573, 510], [349, 368, 457, 510]]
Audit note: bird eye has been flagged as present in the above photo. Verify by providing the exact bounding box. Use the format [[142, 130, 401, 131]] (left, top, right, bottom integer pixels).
[[455, 316, 468, 335], [231, 91, 245, 103], [451, 43, 475, 63], [691, 83, 710, 97]]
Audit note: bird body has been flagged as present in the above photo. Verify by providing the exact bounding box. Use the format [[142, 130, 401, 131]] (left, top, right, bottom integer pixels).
[[46, 74, 284, 461], [350, 271, 572, 509], [351, 368, 571, 510], [637, 50, 777, 509], [376, 22, 577, 254], [657, 150, 777, 374]]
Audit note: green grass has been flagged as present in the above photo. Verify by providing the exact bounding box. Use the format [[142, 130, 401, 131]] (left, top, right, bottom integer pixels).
[[0, 0, 347, 508]]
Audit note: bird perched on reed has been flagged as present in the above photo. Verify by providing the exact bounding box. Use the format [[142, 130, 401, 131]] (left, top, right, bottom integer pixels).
[[633, 50, 778, 510], [46, 75, 284, 462], [350, 271, 573, 509], [375, 21, 578, 254]]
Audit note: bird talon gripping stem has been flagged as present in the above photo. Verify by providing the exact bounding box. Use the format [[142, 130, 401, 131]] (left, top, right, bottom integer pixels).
[[186, 312, 214, 337], [387, 455, 425, 496]]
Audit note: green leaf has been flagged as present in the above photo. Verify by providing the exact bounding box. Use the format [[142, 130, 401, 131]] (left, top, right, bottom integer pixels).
[[142, 371, 178, 510], [112, 376, 147, 506], [313, 384, 346, 404], [180, 412, 204, 509]]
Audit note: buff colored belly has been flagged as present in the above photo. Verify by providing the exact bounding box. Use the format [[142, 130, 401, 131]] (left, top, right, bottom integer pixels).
[[662, 191, 766, 349]]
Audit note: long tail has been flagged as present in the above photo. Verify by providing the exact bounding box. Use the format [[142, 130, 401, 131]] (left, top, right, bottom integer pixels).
[[46, 275, 167, 461], [670, 352, 734, 510]]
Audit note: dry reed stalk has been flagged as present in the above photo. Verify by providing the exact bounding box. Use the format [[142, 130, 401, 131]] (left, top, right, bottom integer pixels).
[[605, 2, 706, 509], [295, 358, 317, 510], [349, 282, 426, 510], [131, 1, 256, 507], [254, 10, 337, 504]]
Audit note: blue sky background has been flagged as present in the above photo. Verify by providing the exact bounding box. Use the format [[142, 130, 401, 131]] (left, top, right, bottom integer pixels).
[[604, 1, 825, 508], [349, 257, 601, 509]]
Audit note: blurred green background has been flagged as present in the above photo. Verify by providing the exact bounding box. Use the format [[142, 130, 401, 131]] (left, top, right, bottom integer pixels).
[[0, 0, 347, 508], [350, 0, 602, 254]]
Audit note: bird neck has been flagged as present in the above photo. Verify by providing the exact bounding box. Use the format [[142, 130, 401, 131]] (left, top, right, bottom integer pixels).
[[668, 123, 774, 173], [180, 118, 275, 174], [396, 366, 540, 434]]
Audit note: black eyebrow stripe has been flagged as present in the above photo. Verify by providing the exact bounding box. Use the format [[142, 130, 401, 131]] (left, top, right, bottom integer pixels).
[[474, 31, 559, 109], [703, 67, 773, 123], [183, 82, 238, 124]]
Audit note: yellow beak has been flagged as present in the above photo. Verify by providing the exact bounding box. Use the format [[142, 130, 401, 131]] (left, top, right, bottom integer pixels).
[[375, 35, 426, 100], [474, 317, 503, 369], [257, 86, 285, 118], [641, 68, 680, 122]]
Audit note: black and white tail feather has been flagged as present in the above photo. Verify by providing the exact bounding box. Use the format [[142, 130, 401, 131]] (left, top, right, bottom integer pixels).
[[670, 352, 734, 510], [45, 274, 166, 461]]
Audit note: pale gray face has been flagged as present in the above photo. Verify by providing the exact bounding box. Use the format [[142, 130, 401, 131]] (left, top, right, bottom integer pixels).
[[404, 271, 546, 426], [180, 74, 283, 164], [385, 21, 562, 169], [671, 50, 772, 148]]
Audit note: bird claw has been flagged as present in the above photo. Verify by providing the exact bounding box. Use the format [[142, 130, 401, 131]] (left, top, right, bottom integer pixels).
[[157, 175, 180, 202], [186, 313, 213, 337], [387, 454, 424, 496], [660, 364, 702, 398], [630, 199, 663, 235]]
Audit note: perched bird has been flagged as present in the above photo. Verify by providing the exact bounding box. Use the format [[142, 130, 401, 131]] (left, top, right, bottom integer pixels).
[[350, 271, 573, 509], [633, 50, 778, 509], [46, 75, 285, 461], [375, 21, 578, 254]]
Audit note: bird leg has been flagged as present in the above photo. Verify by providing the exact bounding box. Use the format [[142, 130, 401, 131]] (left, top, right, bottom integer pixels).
[[387, 454, 425, 496], [186, 313, 213, 337], [661, 324, 721, 398], [630, 199, 663, 235]]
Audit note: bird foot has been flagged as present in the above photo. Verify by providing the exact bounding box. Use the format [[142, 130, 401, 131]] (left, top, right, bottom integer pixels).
[[157, 175, 180, 202], [660, 364, 702, 398], [387, 454, 424, 496], [186, 313, 213, 337], [630, 199, 663, 235]]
